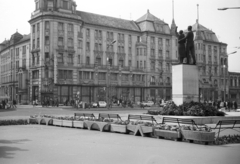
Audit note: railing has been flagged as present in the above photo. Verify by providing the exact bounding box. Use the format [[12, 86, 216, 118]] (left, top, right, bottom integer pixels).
[[58, 30, 64, 36]]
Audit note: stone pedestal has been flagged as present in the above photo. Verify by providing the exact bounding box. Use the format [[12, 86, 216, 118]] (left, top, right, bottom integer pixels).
[[172, 64, 199, 106]]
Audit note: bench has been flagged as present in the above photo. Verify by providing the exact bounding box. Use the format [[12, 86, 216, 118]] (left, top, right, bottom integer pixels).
[[162, 117, 205, 128], [98, 113, 122, 121], [214, 120, 240, 139], [128, 115, 157, 124], [74, 113, 95, 120]]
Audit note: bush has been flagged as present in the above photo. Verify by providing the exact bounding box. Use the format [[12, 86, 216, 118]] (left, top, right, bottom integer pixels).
[[149, 101, 226, 117], [0, 119, 28, 126]]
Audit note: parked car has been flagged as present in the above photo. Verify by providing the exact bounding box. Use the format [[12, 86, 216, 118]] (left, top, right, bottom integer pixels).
[[98, 101, 107, 108], [92, 102, 98, 108], [141, 101, 154, 107]]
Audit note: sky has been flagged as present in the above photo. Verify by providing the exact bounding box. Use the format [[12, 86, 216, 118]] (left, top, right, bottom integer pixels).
[[0, 0, 239, 72]]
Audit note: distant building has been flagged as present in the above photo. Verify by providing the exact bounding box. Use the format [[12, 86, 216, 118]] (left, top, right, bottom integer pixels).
[[0, 33, 30, 103], [192, 20, 228, 102], [229, 72, 240, 104]]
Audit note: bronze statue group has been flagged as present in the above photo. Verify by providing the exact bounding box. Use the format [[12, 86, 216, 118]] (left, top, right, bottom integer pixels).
[[176, 26, 196, 65]]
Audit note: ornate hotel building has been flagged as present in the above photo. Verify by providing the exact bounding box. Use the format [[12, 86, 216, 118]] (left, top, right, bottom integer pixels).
[[0, 0, 231, 104], [0, 33, 30, 103]]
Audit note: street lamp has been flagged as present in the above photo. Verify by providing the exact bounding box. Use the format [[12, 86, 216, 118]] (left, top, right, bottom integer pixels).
[[218, 7, 240, 10], [106, 40, 116, 109], [223, 65, 226, 102]]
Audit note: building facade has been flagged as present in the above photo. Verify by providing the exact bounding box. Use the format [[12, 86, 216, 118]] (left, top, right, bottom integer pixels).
[[29, 0, 178, 104], [0, 33, 30, 103], [229, 72, 240, 104], [1, 0, 235, 105], [193, 20, 228, 102]]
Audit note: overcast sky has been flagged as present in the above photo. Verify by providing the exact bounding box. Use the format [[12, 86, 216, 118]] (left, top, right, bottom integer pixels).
[[0, 0, 239, 72]]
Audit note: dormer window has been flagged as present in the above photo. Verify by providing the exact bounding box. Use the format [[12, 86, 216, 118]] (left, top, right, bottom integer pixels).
[[35, 1, 39, 10], [63, 1, 68, 10]]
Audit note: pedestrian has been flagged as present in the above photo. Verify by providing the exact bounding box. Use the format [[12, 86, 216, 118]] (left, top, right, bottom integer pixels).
[[13, 99, 17, 108]]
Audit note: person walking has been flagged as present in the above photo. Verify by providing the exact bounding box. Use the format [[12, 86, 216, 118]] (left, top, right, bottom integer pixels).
[[12, 99, 17, 108]]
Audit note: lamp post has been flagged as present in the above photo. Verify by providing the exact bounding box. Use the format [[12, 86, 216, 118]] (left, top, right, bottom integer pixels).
[[223, 65, 226, 102], [218, 7, 240, 10], [106, 40, 116, 109]]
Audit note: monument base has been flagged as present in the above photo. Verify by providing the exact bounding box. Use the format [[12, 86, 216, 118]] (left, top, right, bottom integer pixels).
[[172, 64, 199, 106]]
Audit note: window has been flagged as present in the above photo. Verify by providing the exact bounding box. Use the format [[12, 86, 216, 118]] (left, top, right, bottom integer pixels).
[[45, 21, 50, 30], [151, 49, 155, 56], [137, 36, 141, 42], [22, 46, 26, 54], [58, 53, 63, 63], [32, 25, 35, 33], [128, 60, 132, 67], [108, 58, 113, 66], [32, 39, 35, 49], [58, 70, 73, 79], [68, 54, 73, 64], [86, 29, 90, 37], [36, 2, 39, 10], [137, 61, 139, 68], [128, 47, 132, 54], [151, 61, 155, 70], [16, 61, 19, 70], [166, 63, 170, 71], [32, 70, 39, 79], [78, 55, 81, 64], [166, 51, 170, 58], [58, 37, 63, 46], [22, 59, 26, 67], [119, 59, 124, 67], [86, 56, 90, 65], [63, 0, 68, 9], [58, 22, 64, 31], [144, 61, 146, 68], [86, 42, 90, 51], [78, 40, 82, 49], [37, 23, 40, 32], [68, 24, 73, 32], [45, 36, 50, 45], [36, 53, 40, 64], [45, 53, 50, 63], [151, 37, 155, 44], [128, 35, 132, 43], [96, 57, 101, 65], [158, 38, 162, 45], [45, 68, 49, 78], [37, 38, 39, 48], [68, 38, 73, 47], [16, 48, 19, 58], [166, 39, 170, 46], [140, 61, 143, 68]]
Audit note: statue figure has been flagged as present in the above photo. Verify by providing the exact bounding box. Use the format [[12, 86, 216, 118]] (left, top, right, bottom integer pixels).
[[178, 26, 196, 65], [175, 26, 186, 64]]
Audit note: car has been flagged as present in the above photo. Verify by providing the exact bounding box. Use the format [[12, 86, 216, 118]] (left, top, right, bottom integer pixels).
[[92, 102, 98, 108], [141, 101, 154, 107], [98, 101, 107, 108]]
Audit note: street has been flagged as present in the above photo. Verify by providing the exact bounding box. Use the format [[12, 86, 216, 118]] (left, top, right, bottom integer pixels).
[[0, 106, 240, 164]]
